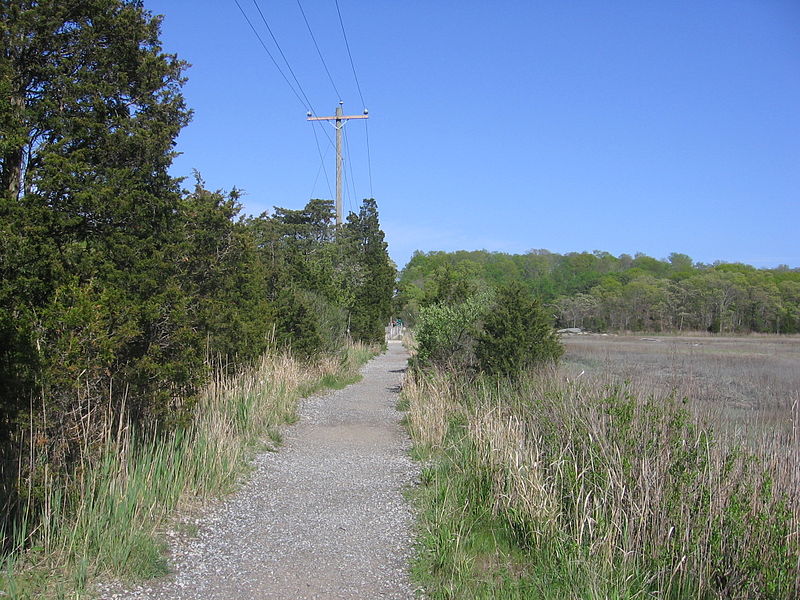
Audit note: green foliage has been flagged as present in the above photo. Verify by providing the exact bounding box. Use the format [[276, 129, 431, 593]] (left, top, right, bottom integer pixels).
[[1, 344, 375, 598], [414, 294, 490, 371], [1, 0, 195, 487], [475, 282, 563, 377], [249, 197, 394, 350], [398, 249, 800, 334], [414, 284, 562, 377], [273, 287, 324, 358], [177, 176, 273, 364], [341, 199, 395, 344]]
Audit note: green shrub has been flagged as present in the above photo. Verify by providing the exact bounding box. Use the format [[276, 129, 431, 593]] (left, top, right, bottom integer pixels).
[[475, 282, 563, 377], [413, 293, 490, 371], [273, 288, 324, 358]]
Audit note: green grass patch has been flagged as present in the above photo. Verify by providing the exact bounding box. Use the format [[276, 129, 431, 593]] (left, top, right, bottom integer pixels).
[[298, 372, 363, 397], [408, 443, 652, 599]]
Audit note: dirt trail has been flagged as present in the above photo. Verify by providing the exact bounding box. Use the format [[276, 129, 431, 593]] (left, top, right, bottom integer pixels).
[[106, 341, 416, 600]]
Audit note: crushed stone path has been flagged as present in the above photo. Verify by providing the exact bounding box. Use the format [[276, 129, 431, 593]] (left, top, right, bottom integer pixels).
[[105, 341, 416, 600]]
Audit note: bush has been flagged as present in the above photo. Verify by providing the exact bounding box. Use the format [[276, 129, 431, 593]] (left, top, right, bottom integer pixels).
[[413, 293, 490, 371], [475, 281, 563, 377], [273, 288, 323, 358]]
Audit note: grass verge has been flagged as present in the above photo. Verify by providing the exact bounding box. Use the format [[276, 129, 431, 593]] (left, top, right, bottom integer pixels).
[[402, 368, 799, 599], [0, 342, 377, 599]]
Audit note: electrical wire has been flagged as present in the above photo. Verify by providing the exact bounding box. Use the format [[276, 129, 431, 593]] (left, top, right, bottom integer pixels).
[[334, 0, 374, 199], [234, 0, 370, 209], [296, 0, 341, 101], [334, 0, 366, 109], [342, 163, 352, 216], [240, 0, 336, 151], [310, 124, 333, 199], [250, 0, 316, 111], [232, 0, 308, 110]]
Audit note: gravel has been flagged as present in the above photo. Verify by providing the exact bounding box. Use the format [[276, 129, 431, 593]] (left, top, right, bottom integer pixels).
[[99, 341, 418, 600]]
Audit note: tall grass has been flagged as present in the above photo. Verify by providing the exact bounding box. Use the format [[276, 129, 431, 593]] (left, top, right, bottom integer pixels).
[[0, 342, 375, 598], [404, 368, 799, 599]]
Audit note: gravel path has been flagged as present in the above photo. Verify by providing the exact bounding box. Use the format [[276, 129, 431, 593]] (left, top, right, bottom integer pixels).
[[103, 341, 416, 600]]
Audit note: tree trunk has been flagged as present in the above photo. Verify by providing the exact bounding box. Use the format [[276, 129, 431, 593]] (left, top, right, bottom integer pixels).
[[1, 94, 25, 201]]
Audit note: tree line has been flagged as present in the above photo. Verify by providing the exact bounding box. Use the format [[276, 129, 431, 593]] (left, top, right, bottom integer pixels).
[[397, 249, 800, 334], [1, 0, 393, 534]]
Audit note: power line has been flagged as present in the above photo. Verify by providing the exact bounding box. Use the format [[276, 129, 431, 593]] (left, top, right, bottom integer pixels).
[[296, 0, 342, 101], [310, 124, 333, 199], [307, 104, 367, 225], [232, 0, 307, 110], [334, 0, 374, 199], [235, 0, 336, 152], [250, 0, 316, 112], [234, 0, 371, 211], [334, 0, 365, 109], [342, 159, 352, 216], [311, 115, 336, 153]]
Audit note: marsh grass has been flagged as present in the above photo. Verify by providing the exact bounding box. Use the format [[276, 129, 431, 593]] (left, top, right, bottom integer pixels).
[[404, 344, 799, 599], [562, 334, 800, 439], [0, 342, 375, 599]]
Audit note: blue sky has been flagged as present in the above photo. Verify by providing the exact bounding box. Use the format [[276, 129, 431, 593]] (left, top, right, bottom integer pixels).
[[143, 1, 799, 270]]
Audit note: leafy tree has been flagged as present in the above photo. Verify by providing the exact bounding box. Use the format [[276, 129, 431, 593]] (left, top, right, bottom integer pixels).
[[272, 287, 323, 358], [668, 252, 694, 273], [632, 253, 670, 277], [398, 248, 800, 334], [1, 0, 398, 553], [555, 293, 598, 329], [778, 281, 800, 333], [424, 261, 483, 307], [267, 198, 337, 292], [475, 282, 563, 377], [177, 176, 273, 365], [250, 198, 349, 353], [248, 196, 393, 351], [0, 0, 197, 537]]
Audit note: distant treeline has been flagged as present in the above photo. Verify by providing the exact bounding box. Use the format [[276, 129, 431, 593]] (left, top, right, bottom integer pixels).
[[0, 0, 393, 533], [397, 249, 800, 333]]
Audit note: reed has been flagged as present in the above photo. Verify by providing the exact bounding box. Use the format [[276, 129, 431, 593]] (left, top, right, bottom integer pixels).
[[404, 362, 799, 599]]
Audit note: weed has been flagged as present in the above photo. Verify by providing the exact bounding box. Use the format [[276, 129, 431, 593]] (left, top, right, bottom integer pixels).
[[267, 428, 283, 448]]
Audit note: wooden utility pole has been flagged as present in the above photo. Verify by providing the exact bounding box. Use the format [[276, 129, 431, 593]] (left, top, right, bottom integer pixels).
[[307, 101, 368, 226]]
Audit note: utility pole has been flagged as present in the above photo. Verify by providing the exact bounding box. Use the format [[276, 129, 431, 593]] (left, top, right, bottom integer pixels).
[[307, 102, 368, 226]]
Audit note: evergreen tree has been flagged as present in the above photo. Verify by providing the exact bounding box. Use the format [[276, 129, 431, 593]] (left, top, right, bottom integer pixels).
[[342, 199, 395, 344], [178, 176, 273, 366], [1, 0, 191, 438], [272, 287, 323, 358], [249, 198, 350, 354], [475, 281, 563, 377]]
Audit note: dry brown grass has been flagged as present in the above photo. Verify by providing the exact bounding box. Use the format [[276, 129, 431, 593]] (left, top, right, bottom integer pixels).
[[562, 333, 800, 439], [404, 370, 460, 453]]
